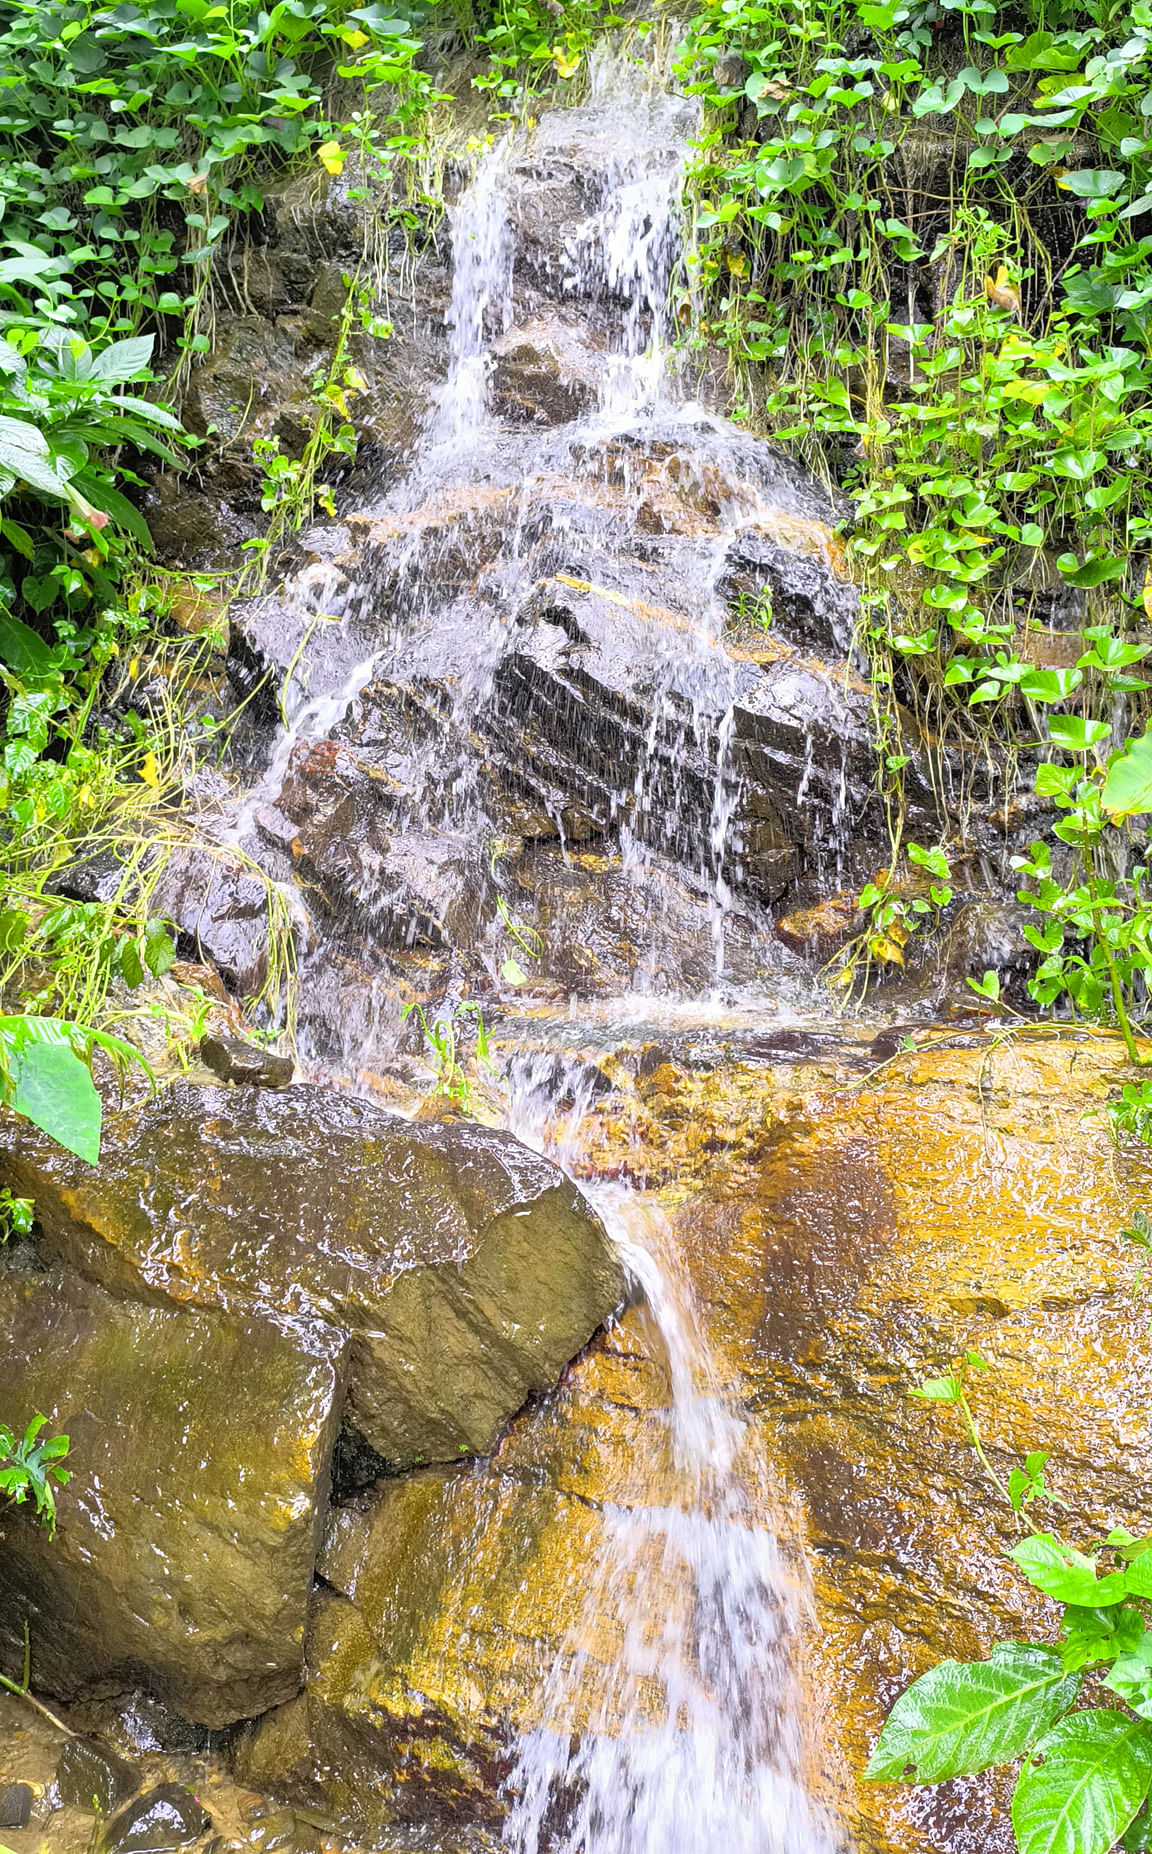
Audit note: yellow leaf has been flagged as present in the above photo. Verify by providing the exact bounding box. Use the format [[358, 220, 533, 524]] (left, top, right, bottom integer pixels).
[[318, 140, 345, 177], [340, 28, 369, 47], [984, 265, 1021, 318], [344, 366, 367, 392], [869, 934, 905, 966], [1001, 379, 1052, 404], [726, 249, 748, 277], [552, 48, 580, 76], [139, 751, 160, 789], [1143, 562, 1152, 623], [128, 656, 139, 679]]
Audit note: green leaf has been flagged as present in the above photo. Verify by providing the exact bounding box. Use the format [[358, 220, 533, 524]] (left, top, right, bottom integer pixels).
[[1056, 167, 1127, 198], [866, 1645, 1080, 1783], [88, 333, 154, 382], [1061, 1604, 1147, 1673], [1048, 716, 1111, 752], [10, 1039, 101, 1164], [0, 608, 52, 677], [1012, 1711, 1152, 1854], [143, 919, 175, 978], [909, 1374, 963, 1401], [1102, 732, 1152, 820], [117, 937, 144, 988], [1104, 1632, 1152, 1718], [1009, 1534, 1130, 1606]]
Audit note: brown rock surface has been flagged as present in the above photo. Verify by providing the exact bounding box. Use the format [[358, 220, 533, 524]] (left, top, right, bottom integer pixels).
[[229, 1031, 1152, 1850], [0, 1263, 344, 1727], [1, 1081, 625, 1466]]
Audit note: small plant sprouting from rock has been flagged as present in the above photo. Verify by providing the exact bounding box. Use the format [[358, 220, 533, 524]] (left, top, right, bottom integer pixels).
[[1109, 1086, 1152, 1149], [0, 1190, 32, 1241], [867, 1356, 1152, 1854], [828, 841, 953, 999], [402, 1000, 496, 1113], [0, 1413, 70, 1537]]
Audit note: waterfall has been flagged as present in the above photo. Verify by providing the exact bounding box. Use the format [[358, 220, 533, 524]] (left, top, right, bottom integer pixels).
[[496, 1081, 836, 1854], [198, 37, 860, 1851]]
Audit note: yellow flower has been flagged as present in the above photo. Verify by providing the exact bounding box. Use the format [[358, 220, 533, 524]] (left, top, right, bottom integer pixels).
[[139, 751, 160, 789]]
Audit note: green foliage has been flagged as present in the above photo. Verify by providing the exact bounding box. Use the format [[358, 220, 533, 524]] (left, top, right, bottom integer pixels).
[[0, 1188, 32, 1239], [0, 1011, 152, 1161], [673, 0, 1152, 1048], [0, 1412, 70, 1536], [869, 1364, 1152, 1854], [0, 0, 446, 1050], [1012, 1713, 1152, 1854], [865, 1645, 1080, 1783], [828, 839, 953, 997], [402, 998, 495, 1110]]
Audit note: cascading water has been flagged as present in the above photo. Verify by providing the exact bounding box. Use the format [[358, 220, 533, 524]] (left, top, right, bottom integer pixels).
[[491, 1161, 835, 1854], [200, 45, 877, 1846]]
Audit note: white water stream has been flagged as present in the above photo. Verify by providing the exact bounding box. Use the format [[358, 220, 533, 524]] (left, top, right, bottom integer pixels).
[[497, 1058, 835, 1854], [211, 48, 843, 1848]]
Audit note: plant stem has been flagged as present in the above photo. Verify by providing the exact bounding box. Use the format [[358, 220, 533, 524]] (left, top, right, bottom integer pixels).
[[0, 1669, 74, 1736]]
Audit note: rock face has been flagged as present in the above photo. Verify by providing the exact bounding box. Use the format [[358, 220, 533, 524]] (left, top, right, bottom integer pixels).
[[1, 1082, 625, 1466], [226, 1032, 1152, 1850], [235, 1315, 684, 1836], [0, 1262, 345, 1727], [0, 1081, 622, 1729]]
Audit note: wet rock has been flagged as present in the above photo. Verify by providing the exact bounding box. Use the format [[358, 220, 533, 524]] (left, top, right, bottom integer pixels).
[[227, 1034, 1152, 1851], [1, 1081, 625, 1468], [775, 890, 863, 958], [141, 473, 254, 572], [181, 316, 308, 453], [233, 1308, 700, 1838], [490, 318, 601, 425], [718, 525, 860, 656], [302, 263, 350, 343], [0, 1263, 345, 1726], [482, 574, 885, 899], [0, 1783, 33, 1830], [260, 736, 495, 949], [149, 848, 273, 996], [56, 1737, 140, 1813], [243, 1809, 296, 1853], [940, 896, 1034, 987], [101, 1785, 210, 1854], [199, 1034, 294, 1088]]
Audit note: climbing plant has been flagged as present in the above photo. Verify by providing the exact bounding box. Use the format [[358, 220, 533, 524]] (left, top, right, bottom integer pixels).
[[0, 0, 444, 1040], [868, 1360, 1152, 1854], [673, 0, 1152, 1043]]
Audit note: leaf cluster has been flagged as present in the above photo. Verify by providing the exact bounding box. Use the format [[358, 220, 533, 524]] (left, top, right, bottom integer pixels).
[[0, 1411, 70, 1536]]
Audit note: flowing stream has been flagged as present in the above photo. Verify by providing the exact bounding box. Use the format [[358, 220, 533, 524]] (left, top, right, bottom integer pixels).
[[216, 39, 852, 1851]]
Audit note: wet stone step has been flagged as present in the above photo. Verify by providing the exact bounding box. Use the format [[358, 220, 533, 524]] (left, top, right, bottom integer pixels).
[[56, 1737, 140, 1814], [100, 1784, 210, 1854]]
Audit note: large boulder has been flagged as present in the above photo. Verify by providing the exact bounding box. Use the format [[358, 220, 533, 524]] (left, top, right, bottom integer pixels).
[[229, 1032, 1152, 1850], [0, 1261, 345, 1727], [234, 1314, 678, 1837], [1, 1082, 625, 1467]]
